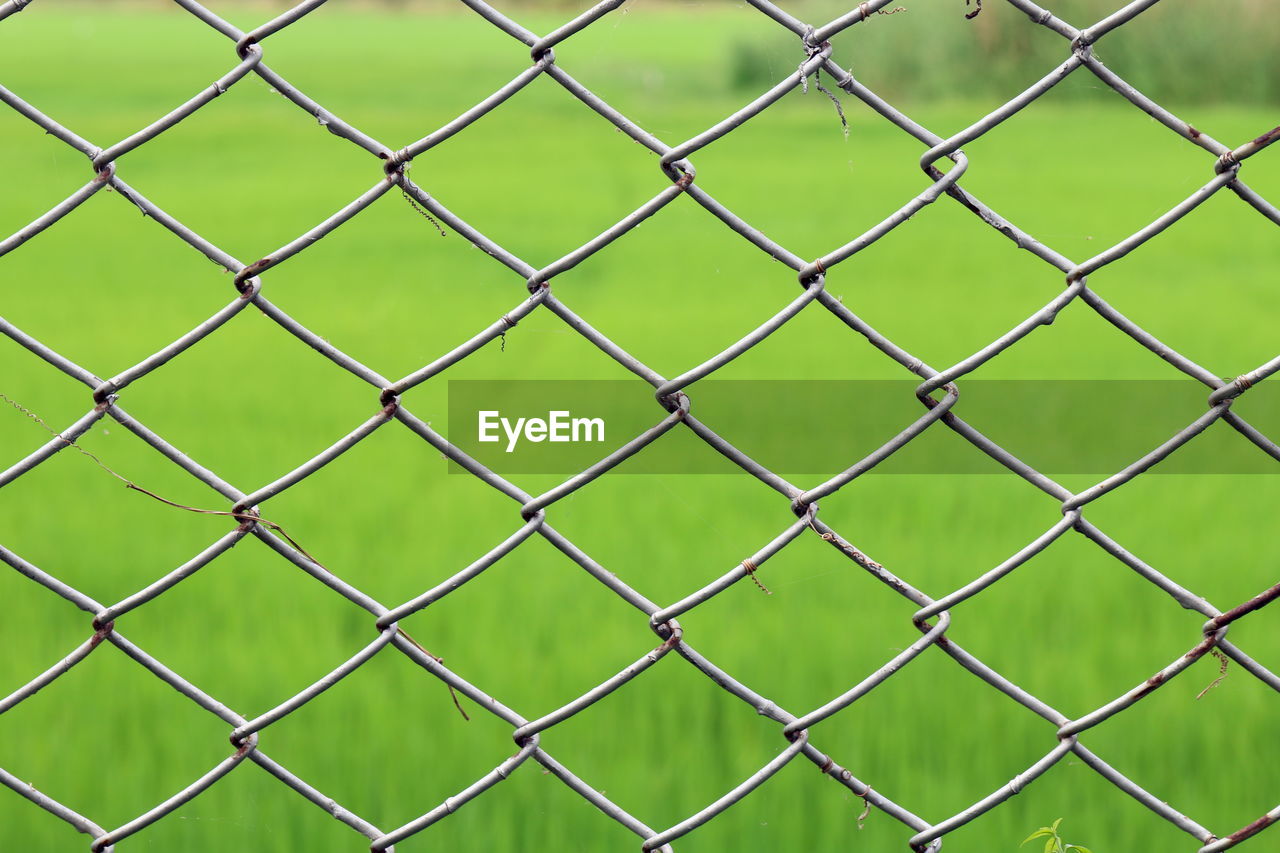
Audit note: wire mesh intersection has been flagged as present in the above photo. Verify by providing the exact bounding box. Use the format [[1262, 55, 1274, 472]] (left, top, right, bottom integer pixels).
[[1, 0, 1278, 850]]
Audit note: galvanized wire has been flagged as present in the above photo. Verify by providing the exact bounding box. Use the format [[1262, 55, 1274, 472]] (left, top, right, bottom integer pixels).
[[2, 0, 1278, 850]]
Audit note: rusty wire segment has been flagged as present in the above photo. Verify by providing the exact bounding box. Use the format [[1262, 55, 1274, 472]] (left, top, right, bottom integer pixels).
[[2, 0, 1279, 850]]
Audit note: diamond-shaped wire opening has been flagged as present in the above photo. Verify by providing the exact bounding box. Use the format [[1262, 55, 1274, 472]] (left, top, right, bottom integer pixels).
[[0, 5, 236, 145], [950, 70, 1218, 262], [116, 758, 377, 851], [792, 195, 1078, 373], [0, 426, 242, 603], [673, 84, 942, 259], [246, 192, 540, 383], [224, 2, 537, 146], [0, 192, 237, 374], [394, 532, 663, 715], [539, 655, 808, 839], [677, 527, 934, 709], [111, 534, 387, 714], [245, 639, 525, 832], [802, 644, 1062, 831], [244, 421, 528, 605], [530, 1, 815, 141], [937, 757, 1187, 852], [1071, 190, 1280, 379], [0, 106, 100, 237], [942, 528, 1212, 714], [1082, 646, 1280, 837], [814, 468, 1055, 575], [0, 560, 90, 698], [1078, 471, 1280, 612], [104, 303, 385, 491], [0, 345, 95, 458], [405, 72, 675, 265], [114, 75, 387, 263], [0, 639, 236, 837]]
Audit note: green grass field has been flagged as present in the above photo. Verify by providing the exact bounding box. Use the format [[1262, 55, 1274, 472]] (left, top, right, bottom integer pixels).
[[1, 2, 1278, 852]]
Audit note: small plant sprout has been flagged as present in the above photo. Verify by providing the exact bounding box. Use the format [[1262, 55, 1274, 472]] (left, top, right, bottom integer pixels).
[[1022, 818, 1093, 853]]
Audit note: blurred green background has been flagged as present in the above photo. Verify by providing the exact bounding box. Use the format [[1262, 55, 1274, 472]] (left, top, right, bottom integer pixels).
[[1, 1, 1278, 851]]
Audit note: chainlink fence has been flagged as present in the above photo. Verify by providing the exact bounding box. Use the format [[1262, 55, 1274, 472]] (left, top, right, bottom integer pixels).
[[1, 0, 1278, 850]]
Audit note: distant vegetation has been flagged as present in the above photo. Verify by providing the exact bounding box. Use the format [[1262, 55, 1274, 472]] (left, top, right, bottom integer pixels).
[[89, 0, 1280, 104], [726, 0, 1280, 105]]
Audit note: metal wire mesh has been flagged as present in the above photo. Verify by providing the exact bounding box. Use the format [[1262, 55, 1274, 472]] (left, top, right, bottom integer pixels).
[[1, 0, 1278, 850]]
